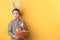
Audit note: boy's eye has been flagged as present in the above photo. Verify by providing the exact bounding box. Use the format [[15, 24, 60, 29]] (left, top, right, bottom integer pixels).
[[13, 13, 15, 14], [13, 13, 18, 14]]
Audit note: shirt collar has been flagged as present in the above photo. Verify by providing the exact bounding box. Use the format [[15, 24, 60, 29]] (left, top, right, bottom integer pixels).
[[13, 18, 21, 22]]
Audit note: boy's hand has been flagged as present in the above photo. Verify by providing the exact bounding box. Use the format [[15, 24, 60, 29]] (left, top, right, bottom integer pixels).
[[13, 35, 19, 39]]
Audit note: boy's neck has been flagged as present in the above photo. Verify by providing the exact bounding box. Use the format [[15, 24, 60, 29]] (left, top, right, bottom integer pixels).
[[13, 18, 20, 21]]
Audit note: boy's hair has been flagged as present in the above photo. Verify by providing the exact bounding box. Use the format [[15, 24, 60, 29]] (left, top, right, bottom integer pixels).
[[12, 8, 20, 14]]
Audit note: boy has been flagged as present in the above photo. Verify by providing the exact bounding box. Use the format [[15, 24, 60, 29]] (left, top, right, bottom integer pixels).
[[8, 8, 28, 40]]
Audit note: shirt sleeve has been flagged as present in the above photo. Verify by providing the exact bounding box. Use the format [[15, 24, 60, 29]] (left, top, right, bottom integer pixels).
[[8, 22, 14, 37]]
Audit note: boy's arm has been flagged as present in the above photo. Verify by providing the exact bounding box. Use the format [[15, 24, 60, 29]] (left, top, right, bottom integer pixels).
[[8, 22, 15, 38], [22, 20, 29, 37]]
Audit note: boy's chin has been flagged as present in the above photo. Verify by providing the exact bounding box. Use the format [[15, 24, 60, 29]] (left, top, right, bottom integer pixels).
[[13, 18, 19, 19]]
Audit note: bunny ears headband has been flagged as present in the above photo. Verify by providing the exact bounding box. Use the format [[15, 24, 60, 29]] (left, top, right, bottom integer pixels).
[[11, 1, 20, 9]]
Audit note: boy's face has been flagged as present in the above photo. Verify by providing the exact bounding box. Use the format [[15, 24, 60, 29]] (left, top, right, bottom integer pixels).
[[12, 11, 20, 19]]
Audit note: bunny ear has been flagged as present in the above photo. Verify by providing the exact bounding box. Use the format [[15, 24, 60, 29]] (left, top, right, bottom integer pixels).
[[11, 1, 16, 9], [16, 1, 21, 9]]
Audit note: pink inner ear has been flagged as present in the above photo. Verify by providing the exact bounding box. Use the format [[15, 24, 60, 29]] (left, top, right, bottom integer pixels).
[[16, 1, 20, 9], [11, 1, 15, 9]]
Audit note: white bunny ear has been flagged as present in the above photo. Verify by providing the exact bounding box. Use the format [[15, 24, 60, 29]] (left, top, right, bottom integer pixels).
[[11, 1, 16, 9], [16, 1, 21, 9]]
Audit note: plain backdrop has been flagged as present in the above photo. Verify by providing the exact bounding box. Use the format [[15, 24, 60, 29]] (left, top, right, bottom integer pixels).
[[0, 0, 60, 40]]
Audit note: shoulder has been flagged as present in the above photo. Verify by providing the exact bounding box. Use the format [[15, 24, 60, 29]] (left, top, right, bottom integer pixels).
[[18, 19, 25, 24], [20, 19, 24, 23], [8, 20, 14, 25]]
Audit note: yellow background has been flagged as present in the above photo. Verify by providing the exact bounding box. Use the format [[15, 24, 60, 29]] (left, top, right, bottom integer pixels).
[[0, 0, 60, 40]]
